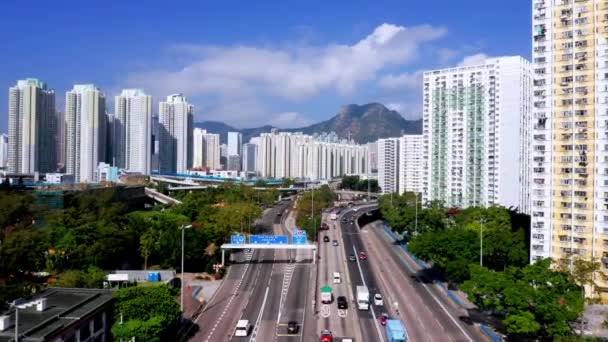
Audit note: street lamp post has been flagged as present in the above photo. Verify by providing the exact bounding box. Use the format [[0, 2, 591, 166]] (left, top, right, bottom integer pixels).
[[414, 192, 418, 235], [14, 307, 18, 342], [311, 186, 315, 242], [479, 218, 484, 266], [179, 224, 193, 312]]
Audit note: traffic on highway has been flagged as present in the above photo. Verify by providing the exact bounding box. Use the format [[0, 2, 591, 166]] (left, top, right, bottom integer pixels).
[[192, 194, 488, 342]]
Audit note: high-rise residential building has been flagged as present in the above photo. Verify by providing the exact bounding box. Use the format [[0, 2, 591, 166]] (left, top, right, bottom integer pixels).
[[378, 138, 399, 194], [114, 89, 152, 174], [367, 141, 378, 174], [254, 130, 367, 180], [65, 84, 107, 183], [530, 0, 608, 287], [242, 142, 258, 172], [398, 135, 424, 195], [227, 131, 243, 171], [158, 94, 193, 173], [56, 110, 66, 170], [0, 133, 8, 168], [422, 56, 532, 209], [192, 128, 220, 170], [151, 114, 159, 172], [8, 78, 56, 174], [227, 132, 242, 156]]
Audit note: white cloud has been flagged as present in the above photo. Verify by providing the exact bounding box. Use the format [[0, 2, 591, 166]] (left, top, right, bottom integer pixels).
[[379, 71, 422, 90], [269, 112, 314, 128], [457, 53, 489, 67], [386, 102, 422, 120], [122, 23, 447, 102]]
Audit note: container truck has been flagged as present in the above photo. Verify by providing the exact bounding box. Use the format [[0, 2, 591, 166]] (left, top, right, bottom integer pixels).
[[385, 319, 407, 342], [356, 285, 369, 310]]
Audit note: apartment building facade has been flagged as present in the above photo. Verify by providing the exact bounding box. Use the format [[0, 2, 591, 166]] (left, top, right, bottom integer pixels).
[[7, 78, 57, 174], [192, 128, 220, 170], [422, 56, 532, 209], [114, 89, 152, 174], [530, 0, 608, 295], [158, 94, 193, 173], [65, 84, 107, 182]]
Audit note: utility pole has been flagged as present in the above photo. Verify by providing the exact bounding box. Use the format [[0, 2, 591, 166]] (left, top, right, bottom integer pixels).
[[312, 186, 315, 242], [180, 224, 192, 312], [414, 192, 418, 235], [479, 218, 484, 266]]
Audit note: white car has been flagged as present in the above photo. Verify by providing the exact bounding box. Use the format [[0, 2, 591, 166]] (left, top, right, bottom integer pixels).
[[234, 319, 252, 337], [374, 293, 384, 306]]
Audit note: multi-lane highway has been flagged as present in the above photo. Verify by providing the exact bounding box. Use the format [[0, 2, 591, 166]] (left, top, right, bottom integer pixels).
[[192, 199, 316, 341], [190, 197, 489, 342], [337, 207, 489, 342]]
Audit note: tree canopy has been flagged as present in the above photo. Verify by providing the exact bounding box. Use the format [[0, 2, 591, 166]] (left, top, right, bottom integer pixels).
[[111, 285, 181, 342]]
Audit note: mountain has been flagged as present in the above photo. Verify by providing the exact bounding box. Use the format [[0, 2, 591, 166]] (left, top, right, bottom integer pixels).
[[194, 103, 422, 144]]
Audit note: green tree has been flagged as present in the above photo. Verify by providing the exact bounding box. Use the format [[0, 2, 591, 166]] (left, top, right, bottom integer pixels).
[[462, 260, 584, 338], [54, 266, 106, 288], [112, 285, 181, 342], [139, 231, 156, 270]]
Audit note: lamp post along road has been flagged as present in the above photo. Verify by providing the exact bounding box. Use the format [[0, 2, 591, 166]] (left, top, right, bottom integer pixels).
[[479, 218, 484, 267], [180, 224, 193, 312]]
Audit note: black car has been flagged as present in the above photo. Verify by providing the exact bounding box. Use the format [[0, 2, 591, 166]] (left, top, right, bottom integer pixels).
[[337, 296, 348, 309], [287, 320, 298, 334], [323, 235, 330, 242]]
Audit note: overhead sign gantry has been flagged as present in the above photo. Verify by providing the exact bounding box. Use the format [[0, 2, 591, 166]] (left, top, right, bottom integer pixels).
[[221, 230, 317, 265]]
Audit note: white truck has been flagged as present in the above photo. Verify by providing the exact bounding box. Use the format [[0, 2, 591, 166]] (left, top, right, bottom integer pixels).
[[356, 285, 370, 310], [321, 286, 333, 304]]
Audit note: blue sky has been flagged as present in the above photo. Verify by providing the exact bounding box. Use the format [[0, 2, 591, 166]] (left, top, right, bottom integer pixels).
[[0, 0, 530, 132]]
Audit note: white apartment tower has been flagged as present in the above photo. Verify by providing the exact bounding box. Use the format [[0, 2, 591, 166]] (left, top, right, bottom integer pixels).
[[192, 128, 220, 170], [399, 135, 424, 194], [378, 138, 399, 194], [530, 0, 608, 293], [242, 141, 258, 172], [422, 56, 532, 209], [227, 131, 243, 171], [8, 78, 56, 173], [159, 94, 193, 173], [0, 134, 7, 168], [254, 130, 367, 180], [65, 84, 107, 182], [114, 89, 152, 174]]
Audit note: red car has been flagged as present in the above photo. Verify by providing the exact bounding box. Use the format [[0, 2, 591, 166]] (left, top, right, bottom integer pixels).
[[380, 313, 389, 326], [320, 329, 333, 342], [358, 252, 367, 260]]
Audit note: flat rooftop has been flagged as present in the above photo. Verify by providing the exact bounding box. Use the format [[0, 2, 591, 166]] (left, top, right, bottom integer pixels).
[[0, 288, 113, 342]]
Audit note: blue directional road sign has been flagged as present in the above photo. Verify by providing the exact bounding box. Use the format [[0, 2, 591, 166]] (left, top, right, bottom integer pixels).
[[230, 234, 246, 245], [249, 235, 289, 244], [292, 230, 307, 245]]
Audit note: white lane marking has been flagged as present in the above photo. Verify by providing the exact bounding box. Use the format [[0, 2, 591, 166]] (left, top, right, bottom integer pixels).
[[206, 262, 250, 342], [321, 304, 331, 318], [249, 286, 270, 342], [338, 309, 347, 318], [352, 244, 384, 342], [381, 227, 475, 342]]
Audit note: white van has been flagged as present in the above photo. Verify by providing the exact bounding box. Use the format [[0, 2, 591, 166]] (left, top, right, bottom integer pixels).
[[333, 272, 341, 284], [235, 319, 251, 337]]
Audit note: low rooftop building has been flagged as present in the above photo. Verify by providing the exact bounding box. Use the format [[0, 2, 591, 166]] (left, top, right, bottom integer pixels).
[[0, 288, 113, 342]]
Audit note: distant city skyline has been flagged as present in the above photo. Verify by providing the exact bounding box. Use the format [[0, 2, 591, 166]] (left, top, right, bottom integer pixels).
[[0, 1, 530, 133]]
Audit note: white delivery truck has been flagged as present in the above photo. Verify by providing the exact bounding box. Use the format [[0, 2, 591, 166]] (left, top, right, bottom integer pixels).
[[356, 285, 370, 310]]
